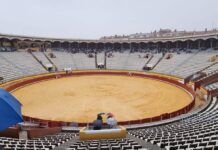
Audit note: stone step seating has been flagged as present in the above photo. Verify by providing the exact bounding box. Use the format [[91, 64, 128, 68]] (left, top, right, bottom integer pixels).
[[0, 132, 76, 150], [66, 138, 145, 150], [123, 52, 147, 70], [72, 53, 95, 70], [48, 51, 77, 70], [153, 53, 193, 75], [128, 98, 218, 150], [0, 52, 46, 82], [33, 52, 51, 66], [148, 53, 162, 67], [203, 63, 218, 75], [107, 52, 130, 70], [205, 82, 218, 91], [170, 50, 217, 78]]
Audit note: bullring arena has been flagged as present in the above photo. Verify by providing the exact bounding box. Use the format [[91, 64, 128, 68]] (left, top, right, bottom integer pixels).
[[0, 32, 218, 150], [2, 70, 198, 127], [12, 71, 193, 123], [1, 1, 218, 149]]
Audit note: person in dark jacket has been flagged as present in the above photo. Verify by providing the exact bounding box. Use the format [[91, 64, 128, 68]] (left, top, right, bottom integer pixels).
[[93, 113, 104, 130]]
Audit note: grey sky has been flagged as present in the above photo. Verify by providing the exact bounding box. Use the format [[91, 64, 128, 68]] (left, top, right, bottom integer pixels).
[[0, 0, 217, 39]]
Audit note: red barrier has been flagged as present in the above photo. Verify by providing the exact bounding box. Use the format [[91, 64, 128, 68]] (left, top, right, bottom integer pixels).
[[141, 118, 151, 123], [151, 116, 161, 122], [5, 71, 196, 127], [118, 121, 130, 125], [161, 113, 170, 120], [194, 72, 218, 90], [129, 120, 141, 124]]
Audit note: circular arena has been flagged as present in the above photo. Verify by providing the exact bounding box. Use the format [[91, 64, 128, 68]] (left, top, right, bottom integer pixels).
[[0, 30, 217, 150], [12, 71, 193, 123], [1, 0, 218, 149], [3, 70, 197, 127]]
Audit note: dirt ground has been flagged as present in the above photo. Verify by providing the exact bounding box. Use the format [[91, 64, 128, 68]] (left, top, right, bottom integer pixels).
[[12, 75, 193, 123]]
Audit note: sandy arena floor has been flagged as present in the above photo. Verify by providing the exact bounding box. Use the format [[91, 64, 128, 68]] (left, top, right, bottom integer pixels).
[[12, 75, 192, 122]]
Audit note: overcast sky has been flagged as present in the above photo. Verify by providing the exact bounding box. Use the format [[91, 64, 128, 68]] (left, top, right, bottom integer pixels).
[[0, 0, 217, 39]]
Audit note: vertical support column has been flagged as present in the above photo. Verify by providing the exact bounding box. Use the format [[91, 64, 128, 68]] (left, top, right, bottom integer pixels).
[[130, 42, 132, 52], [138, 43, 141, 52], [166, 42, 169, 49], [168, 42, 171, 49], [142, 43, 145, 51], [210, 39, 213, 49], [49, 42, 51, 50], [190, 41, 194, 49], [104, 51, 107, 69], [96, 43, 98, 52], [13, 40, 18, 50], [198, 40, 201, 49], [147, 43, 150, 51], [95, 51, 98, 68], [44, 42, 47, 51], [138, 43, 140, 52], [10, 40, 13, 50], [28, 42, 31, 50], [42, 42, 46, 52], [94, 43, 96, 51], [156, 43, 159, 53], [44, 42, 46, 51], [18, 41, 22, 49], [41, 42, 43, 52], [187, 41, 189, 49], [145, 43, 148, 50], [68, 42, 70, 52], [59, 42, 61, 50], [176, 41, 178, 49], [103, 43, 106, 51], [1, 39, 5, 47], [216, 40, 218, 49]]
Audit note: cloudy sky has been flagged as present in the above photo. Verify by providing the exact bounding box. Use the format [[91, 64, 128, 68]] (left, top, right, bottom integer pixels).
[[0, 0, 217, 39]]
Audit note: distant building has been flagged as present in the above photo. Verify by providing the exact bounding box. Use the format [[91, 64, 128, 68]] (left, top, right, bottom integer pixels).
[[100, 28, 218, 40]]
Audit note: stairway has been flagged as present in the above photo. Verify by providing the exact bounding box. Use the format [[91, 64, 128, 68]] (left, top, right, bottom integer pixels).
[[96, 52, 106, 69], [43, 52, 58, 71], [145, 54, 153, 65], [29, 51, 48, 71], [151, 53, 166, 70]]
